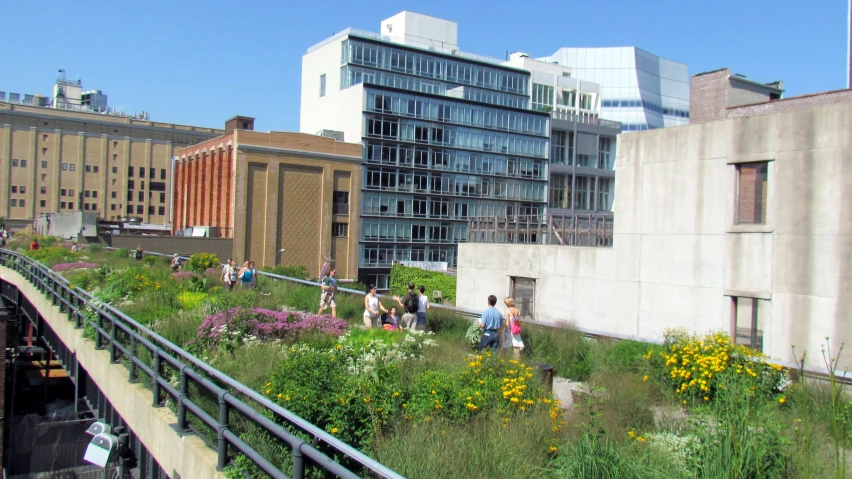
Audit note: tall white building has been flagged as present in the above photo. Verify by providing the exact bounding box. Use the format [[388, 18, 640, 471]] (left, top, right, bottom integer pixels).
[[539, 47, 689, 132]]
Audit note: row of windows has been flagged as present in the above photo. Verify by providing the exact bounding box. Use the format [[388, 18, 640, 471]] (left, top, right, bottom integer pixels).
[[366, 91, 547, 136], [549, 174, 613, 211], [363, 220, 466, 244], [364, 168, 547, 201], [342, 66, 530, 109], [621, 123, 651, 132], [361, 244, 458, 268], [10, 186, 25, 194], [532, 84, 594, 111], [342, 39, 530, 95], [365, 115, 548, 159], [362, 193, 540, 220], [5, 159, 170, 178], [126, 191, 167, 203], [365, 142, 547, 180], [551, 132, 616, 169], [602, 99, 690, 118], [127, 180, 167, 191], [128, 167, 168, 180]]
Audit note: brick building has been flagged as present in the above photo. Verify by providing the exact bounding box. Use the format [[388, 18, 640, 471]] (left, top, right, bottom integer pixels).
[[0, 101, 222, 228], [172, 119, 363, 279]]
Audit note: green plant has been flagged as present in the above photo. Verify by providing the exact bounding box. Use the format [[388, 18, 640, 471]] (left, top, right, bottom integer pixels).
[[523, 323, 594, 380], [25, 246, 81, 266], [262, 264, 310, 280], [187, 252, 220, 274], [87, 243, 103, 254], [389, 263, 457, 305], [114, 247, 131, 258]]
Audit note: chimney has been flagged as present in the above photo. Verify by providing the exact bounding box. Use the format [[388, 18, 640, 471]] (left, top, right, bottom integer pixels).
[[225, 115, 255, 135]]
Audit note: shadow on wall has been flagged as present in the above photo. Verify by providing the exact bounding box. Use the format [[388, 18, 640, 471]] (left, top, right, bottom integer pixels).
[[93, 235, 233, 260]]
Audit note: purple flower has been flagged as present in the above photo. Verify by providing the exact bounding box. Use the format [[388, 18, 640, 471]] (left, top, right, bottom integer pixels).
[[196, 307, 348, 349], [53, 262, 99, 272], [204, 267, 220, 276], [172, 271, 195, 280]]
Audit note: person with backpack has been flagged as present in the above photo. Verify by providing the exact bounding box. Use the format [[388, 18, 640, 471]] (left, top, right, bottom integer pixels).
[[318, 268, 338, 317], [393, 282, 419, 331], [238, 261, 255, 289]]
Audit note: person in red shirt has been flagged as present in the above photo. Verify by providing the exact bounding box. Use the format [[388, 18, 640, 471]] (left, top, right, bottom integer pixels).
[[30, 239, 39, 251]]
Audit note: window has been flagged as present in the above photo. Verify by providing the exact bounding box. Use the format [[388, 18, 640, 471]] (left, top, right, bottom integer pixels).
[[158, 206, 166, 215], [128, 166, 134, 177], [128, 180, 135, 190], [85, 165, 92, 172], [84, 203, 90, 211], [332, 222, 349, 237], [41, 160, 48, 168], [140, 181, 145, 190], [19, 200, 24, 207], [113, 154, 118, 161], [61, 163, 67, 170], [69, 163, 74, 171], [111, 166, 118, 174], [126, 205, 133, 214], [136, 205, 143, 214], [40, 187, 46, 194], [93, 165, 99, 173], [110, 204, 116, 211], [111, 191, 117, 199], [19, 186, 25, 194], [41, 174, 47, 182], [92, 191, 98, 198], [43, 134, 48, 141], [10, 199, 17, 207], [149, 181, 165, 191], [10, 186, 17, 193], [732, 297, 764, 352], [319, 74, 327, 97], [598, 137, 614, 169], [85, 191, 91, 198], [69, 189, 74, 197], [21, 160, 27, 168], [148, 205, 154, 215], [12, 159, 18, 167], [127, 191, 133, 201], [333, 191, 349, 214], [511, 277, 535, 319], [138, 191, 144, 202], [40, 200, 46, 207], [160, 169, 167, 180], [140, 167, 145, 178], [597, 178, 612, 211], [159, 193, 166, 203], [61, 188, 66, 196], [736, 162, 768, 224]]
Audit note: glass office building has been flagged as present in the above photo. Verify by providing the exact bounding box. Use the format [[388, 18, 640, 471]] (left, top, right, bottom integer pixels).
[[301, 12, 550, 287], [538, 47, 689, 132]]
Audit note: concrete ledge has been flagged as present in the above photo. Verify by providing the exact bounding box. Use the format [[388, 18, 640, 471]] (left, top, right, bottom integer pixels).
[[723, 288, 773, 300], [726, 224, 774, 234], [0, 268, 225, 479]]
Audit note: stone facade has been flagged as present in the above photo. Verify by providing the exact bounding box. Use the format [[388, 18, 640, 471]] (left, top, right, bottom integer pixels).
[[173, 130, 362, 279]]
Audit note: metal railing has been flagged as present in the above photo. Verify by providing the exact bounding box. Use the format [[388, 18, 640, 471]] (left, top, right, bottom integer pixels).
[[0, 250, 404, 479], [550, 110, 622, 130], [467, 213, 614, 247]]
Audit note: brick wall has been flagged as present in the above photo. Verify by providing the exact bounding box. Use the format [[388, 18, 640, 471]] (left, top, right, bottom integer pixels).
[[727, 88, 852, 119], [689, 69, 731, 124]]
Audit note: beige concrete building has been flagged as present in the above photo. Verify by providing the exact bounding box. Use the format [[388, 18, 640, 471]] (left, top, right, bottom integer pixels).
[[458, 70, 852, 371], [172, 123, 362, 279], [0, 102, 223, 228]]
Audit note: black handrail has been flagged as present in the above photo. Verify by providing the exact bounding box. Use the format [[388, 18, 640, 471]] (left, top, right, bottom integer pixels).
[[0, 250, 405, 479]]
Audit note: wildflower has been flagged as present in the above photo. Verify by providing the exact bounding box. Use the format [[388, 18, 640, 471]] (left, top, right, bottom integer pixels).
[[643, 375, 649, 382], [331, 428, 338, 434], [779, 397, 786, 404], [549, 446, 558, 453], [628, 431, 635, 439]]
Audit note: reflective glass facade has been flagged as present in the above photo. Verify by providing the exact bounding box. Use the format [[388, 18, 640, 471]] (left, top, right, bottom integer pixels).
[[341, 36, 549, 278]]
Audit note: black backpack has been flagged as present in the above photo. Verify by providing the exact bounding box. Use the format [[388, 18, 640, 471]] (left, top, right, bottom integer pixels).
[[405, 293, 419, 314]]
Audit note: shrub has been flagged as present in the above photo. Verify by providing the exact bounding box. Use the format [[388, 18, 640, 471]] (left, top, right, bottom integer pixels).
[[114, 248, 131, 258], [523, 323, 593, 380], [194, 308, 348, 353], [389, 263, 456, 304], [652, 329, 788, 404], [142, 255, 160, 266], [94, 266, 170, 303], [261, 264, 310, 280], [53, 262, 99, 272], [177, 291, 207, 310], [87, 244, 103, 254], [25, 246, 81, 265], [187, 252, 220, 274]]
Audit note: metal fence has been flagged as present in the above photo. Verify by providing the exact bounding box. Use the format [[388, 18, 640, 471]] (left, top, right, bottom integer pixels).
[[0, 250, 404, 479], [467, 214, 614, 247]]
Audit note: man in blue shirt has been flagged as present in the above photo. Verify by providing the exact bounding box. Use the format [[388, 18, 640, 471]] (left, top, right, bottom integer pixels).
[[478, 295, 503, 352]]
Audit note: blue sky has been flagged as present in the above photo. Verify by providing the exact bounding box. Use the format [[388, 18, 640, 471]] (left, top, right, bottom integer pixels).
[[3, 0, 847, 132]]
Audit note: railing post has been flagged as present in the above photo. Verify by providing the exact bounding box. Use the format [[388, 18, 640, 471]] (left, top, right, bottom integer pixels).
[[217, 392, 230, 471], [177, 367, 188, 431], [128, 334, 137, 382], [109, 318, 117, 363], [152, 350, 162, 407], [292, 443, 306, 479], [95, 312, 104, 350]]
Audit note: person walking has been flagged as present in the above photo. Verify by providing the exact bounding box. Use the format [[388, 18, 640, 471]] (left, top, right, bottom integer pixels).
[[478, 295, 503, 353], [135, 245, 144, 261], [502, 297, 525, 359], [248, 261, 258, 289], [238, 261, 255, 289], [363, 284, 387, 328], [222, 259, 235, 291], [393, 282, 419, 330], [416, 285, 430, 330], [170, 254, 181, 271], [318, 268, 338, 317]]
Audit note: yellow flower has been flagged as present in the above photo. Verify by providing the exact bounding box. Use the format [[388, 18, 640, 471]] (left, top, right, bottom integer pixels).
[[642, 375, 649, 382], [331, 428, 338, 434], [779, 397, 786, 404], [628, 431, 635, 439], [277, 393, 283, 398]]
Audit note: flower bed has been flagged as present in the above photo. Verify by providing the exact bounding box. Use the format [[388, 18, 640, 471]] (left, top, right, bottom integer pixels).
[[171, 271, 195, 280], [52, 262, 99, 272], [195, 307, 348, 350]]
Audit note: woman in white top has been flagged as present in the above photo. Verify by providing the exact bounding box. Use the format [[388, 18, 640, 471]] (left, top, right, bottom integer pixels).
[[416, 285, 429, 330], [363, 284, 388, 328], [502, 297, 524, 359]]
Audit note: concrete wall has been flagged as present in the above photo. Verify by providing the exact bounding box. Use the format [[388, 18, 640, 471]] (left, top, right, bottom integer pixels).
[[458, 97, 852, 370], [101, 235, 233, 260], [0, 268, 224, 479]]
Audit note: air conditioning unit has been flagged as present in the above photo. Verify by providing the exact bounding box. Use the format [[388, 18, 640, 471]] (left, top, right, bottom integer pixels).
[[316, 129, 345, 142]]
